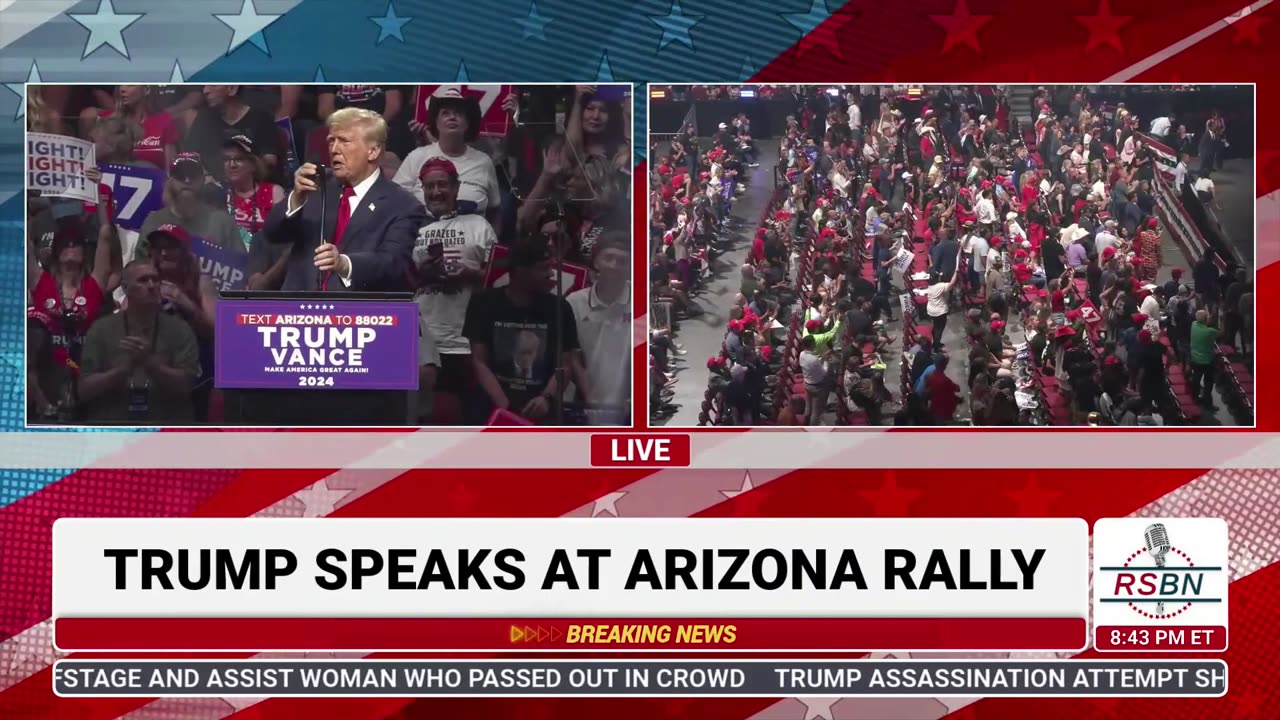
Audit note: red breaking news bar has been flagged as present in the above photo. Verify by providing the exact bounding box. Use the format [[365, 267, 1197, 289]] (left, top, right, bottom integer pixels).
[[55, 617, 1086, 652]]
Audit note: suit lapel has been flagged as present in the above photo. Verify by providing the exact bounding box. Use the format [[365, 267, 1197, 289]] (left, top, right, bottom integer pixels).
[[338, 175, 387, 250]]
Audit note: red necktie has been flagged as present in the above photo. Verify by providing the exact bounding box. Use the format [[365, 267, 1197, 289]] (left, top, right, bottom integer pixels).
[[323, 185, 356, 290], [333, 184, 356, 247]]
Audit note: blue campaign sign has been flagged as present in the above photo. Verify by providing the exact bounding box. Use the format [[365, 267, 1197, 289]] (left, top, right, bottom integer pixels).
[[191, 236, 248, 292], [99, 163, 166, 231]]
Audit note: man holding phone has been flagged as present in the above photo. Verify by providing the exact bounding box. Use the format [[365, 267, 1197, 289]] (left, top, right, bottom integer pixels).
[[412, 157, 496, 410], [264, 107, 424, 291]]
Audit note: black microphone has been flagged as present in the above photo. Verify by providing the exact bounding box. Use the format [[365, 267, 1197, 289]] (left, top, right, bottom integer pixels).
[[313, 163, 329, 291], [1144, 523, 1171, 615]]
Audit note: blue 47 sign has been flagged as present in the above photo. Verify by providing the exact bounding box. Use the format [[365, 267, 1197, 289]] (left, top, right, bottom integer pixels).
[[99, 164, 166, 231]]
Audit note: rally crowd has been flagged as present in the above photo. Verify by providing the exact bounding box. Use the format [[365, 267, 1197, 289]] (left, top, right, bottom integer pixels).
[[651, 85, 1253, 427], [26, 84, 631, 426]]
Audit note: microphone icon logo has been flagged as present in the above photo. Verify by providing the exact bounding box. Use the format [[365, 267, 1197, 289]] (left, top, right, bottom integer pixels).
[[1143, 523, 1171, 614]]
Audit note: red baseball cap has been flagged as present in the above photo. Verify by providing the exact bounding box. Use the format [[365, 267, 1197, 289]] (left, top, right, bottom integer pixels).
[[805, 319, 822, 332], [419, 157, 459, 180], [148, 223, 192, 245]]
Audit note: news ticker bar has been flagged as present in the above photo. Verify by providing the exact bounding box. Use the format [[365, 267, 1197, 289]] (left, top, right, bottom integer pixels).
[[52, 617, 1088, 652], [53, 659, 1228, 698], [5, 431, 1280, 469]]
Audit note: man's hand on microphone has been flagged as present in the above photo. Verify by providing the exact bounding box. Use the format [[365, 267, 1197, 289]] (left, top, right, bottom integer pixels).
[[314, 243, 349, 277], [289, 163, 320, 213]]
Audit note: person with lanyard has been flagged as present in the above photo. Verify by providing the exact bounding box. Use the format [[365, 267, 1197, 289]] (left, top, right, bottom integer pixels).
[[26, 225, 117, 421], [222, 134, 284, 249], [77, 259, 200, 425]]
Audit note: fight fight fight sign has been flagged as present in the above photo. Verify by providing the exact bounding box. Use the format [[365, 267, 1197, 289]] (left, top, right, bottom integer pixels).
[[1093, 518, 1229, 652]]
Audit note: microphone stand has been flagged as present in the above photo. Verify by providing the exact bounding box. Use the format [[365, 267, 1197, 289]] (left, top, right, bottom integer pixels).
[[314, 165, 328, 291], [549, 191, 568, 426]]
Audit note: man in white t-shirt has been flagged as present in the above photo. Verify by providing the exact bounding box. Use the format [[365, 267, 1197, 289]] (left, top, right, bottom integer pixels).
[[798, 335, 829, 426], [396, 142, 501, 214], [966, 230, 990, 286], [846, 96, 861, 133], [1094, 219, 1121, 257], [975, 188, 997, 227], [412, 157, 497, 399], [1173, 153, 1189, 190], [1193, 174, 1217, 208], [566, 231, 631, 425]]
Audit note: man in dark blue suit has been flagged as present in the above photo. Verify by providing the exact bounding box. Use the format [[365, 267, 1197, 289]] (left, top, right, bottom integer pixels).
[[265, 107, 425, 291]]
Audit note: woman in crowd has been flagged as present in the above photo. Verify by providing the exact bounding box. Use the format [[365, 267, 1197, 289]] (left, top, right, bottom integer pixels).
[[26, 224, 118, 420], [96, 85, 179, 170], [221, 134, 285, 250], [395, 89, 503, 234], [568, 85, 631, 173]]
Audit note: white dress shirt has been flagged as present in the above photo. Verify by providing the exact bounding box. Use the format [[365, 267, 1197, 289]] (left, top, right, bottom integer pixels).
[[287, 169, 380, 287], [975, 197, 997, 225]]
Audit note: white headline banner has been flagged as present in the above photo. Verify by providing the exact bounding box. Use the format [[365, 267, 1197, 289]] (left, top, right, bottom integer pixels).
[[53, 518, 1089, 619]]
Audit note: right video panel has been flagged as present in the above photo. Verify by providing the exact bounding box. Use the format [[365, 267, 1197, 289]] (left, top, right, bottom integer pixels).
[[647, 84, 1255, 428]]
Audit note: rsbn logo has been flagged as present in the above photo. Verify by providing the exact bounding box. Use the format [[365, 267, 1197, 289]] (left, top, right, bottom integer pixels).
[[1098, 523, 1225, 620]]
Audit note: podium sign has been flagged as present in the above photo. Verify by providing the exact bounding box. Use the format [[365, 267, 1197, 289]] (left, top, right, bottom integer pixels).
[[214, 299, 419, 391]]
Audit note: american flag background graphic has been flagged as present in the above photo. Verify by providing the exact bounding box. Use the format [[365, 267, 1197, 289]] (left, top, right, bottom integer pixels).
[[1, 0, 1279, 718]]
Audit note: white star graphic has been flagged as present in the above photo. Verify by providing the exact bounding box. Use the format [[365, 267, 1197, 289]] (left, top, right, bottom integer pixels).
[[68, 0, 143, 59], [799, 696, 841, 720], [292, 479, 353, 518], [4, 60, 39, 121], [169, 59, 185, 83], [591, 491, 628, 517], [721, 470, 755, 499], [215, 0, 283, 56]]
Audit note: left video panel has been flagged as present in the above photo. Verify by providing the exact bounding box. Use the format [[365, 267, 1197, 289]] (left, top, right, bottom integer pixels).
[[24, 83, 633, 428]]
